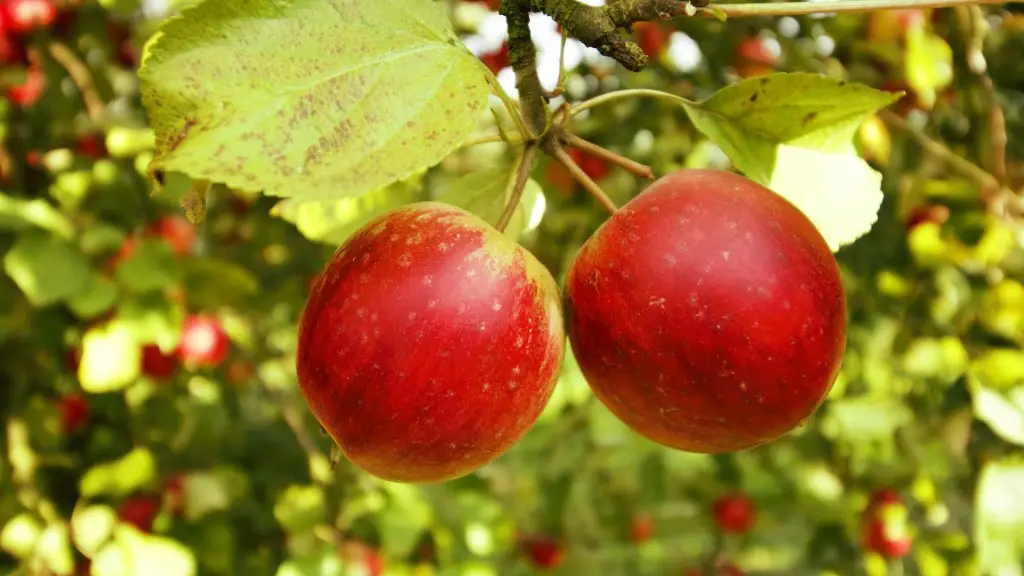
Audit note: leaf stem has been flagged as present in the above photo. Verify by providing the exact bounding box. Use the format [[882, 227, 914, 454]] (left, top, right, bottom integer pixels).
[[459, 133, 513, 150], [484, 70, 533, 140], [497, 143, 539, 232], [565, 134, 654, 180], [571, 88, 695, 116], [552, 143, 618, 214], [710, 0, 1008, 18]]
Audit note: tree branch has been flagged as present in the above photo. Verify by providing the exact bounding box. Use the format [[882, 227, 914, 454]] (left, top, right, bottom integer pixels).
[[501, 0, 549, 138]]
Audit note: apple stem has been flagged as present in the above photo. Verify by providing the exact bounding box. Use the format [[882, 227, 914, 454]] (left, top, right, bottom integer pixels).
[[552, 143, 619, 214], [497, 143, 540, 232], [48, 42, 107, 123], [544, 29, 570, 99], [710, 0, 1007, 18], [459, 133, 515, 150], [565, 134, 655, 180]]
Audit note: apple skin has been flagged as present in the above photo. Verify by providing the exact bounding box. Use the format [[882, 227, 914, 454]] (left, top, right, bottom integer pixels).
[[2, 0, 58, 34], [118, 495, 160, 532], [141, 344, 179, 380], [297, 202, 565, 483], [566, 169, 846, 453], [520, 535, 563, 570], [58, 393, 89, 435]]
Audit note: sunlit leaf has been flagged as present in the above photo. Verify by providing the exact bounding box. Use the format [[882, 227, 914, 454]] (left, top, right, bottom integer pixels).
[[906, 28, 953, 109], [78, 319, 142, 393], [71, 505, 118, 557], [768, 145, 884, 251], [80, 448, 158, 498], [975, 458, 1024, 575], [139, 0, 491, 201], [0, 193, 74, 238], [93, 525, 196, 576], [0, 513, 42, 559]]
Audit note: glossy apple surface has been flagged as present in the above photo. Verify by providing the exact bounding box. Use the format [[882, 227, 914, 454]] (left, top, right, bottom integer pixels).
[[566, 170, 846, 453], [297, 202, 565, 483]]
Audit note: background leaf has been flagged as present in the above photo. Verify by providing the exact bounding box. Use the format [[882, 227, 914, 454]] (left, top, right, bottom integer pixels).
[[3, 232, 91, 306]]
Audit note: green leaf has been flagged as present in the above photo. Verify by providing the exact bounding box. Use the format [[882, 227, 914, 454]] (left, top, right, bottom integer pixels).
[[37, 522, 75, 576], [67, 272, 119, 320], [823, 396, 913, 441], [118, 294, 185, 352], [71, 505, 118, 557], [273, 485, 326, 534], [3, 232, 91, 307], [378, 483, 432, 558], [114, 240, 180, 293], [680, 73, 896, 250], [767, 145, 884, 251], [79, 448, 157, 498], [93, 526, 196, 576], [139, 0, 491, 201], [181, 258, 259, 308], [901, 336, 969, 384], [273, 177, 425, 245], [78, 319, 142, 393], [975, 458, 1024, 575], [682, 73, 899, 182], [0, 513, 43, 559], [182, 471, 232, 521], [0, 193, 74, 238], [435, 155, 546, 239], [906, 28, 953, 109], [971, 386, 1024, 446]]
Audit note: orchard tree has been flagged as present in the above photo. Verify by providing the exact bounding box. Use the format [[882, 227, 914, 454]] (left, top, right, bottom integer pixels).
[[1, 0, 1023, 575]]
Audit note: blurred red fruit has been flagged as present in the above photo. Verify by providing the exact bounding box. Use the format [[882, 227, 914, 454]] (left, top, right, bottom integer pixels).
[[141, 345, 179, 380], [568, 147, 610, 182], [905, 204, 950, 231], [629, 512, 655, 543], [863, 489, 913, 558], [58, 394, 89, 434], [0, 34, 25, 65], [7, 66, 45, 106], [545, 160, 576, 196], [146, 215, 195, 257], [2, 0, 57, 34], [76, 134, 106, 159], [633, 22, 670, 58], [178, 315, 229, 368], [118, 495, 159, 532], [521, 536, 563, 570], [713, 494, 757, 534], [733, 36, 777, 78], [479, 42, 509, 74]]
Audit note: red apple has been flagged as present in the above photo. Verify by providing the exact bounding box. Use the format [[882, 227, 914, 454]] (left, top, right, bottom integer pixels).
[[118, 495, 159, 532], [178, 315, 229, 368], [566, 170, 846, 453], [146, 215, 195, 256], [2, 0, 57, 34], [630, 512, 655, 543], [733, 36, 778, 78], [7, 66, 45, 106], [58, 393, 89, 434], [479, 42, 509, 75], [521, 536, 563, 570], [713, 494, 757, 534], [141, 344, 179, 380], [297, 202, 565, 483]]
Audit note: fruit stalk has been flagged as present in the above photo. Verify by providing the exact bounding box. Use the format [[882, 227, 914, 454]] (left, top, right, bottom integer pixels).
[[565, 134, 654, 180], [47, 41, 105, 122], [551, 144, 618, 214], [496, 142, 540, 232]]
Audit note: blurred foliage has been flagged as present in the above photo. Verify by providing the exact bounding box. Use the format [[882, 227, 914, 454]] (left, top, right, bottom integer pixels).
[[1, 1, 1024, 576]]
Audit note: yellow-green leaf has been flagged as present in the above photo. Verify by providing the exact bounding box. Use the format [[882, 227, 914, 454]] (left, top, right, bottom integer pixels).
[[139, 0, 491, 202], [78, 319, 142, 393]]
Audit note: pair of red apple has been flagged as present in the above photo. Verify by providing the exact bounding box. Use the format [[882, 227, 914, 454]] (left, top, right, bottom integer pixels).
[[297, 170, 847, 483]]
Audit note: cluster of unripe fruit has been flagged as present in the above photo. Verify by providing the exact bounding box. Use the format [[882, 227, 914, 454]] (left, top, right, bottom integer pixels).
[[297, 169, 848, 484]]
